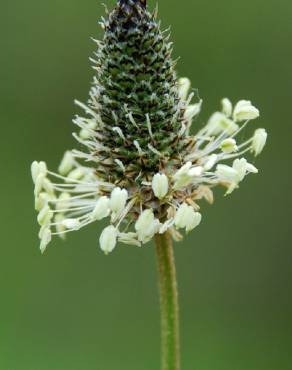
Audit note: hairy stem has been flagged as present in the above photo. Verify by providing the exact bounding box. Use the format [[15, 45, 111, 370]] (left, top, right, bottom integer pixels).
[[155, 232, 180, 370]]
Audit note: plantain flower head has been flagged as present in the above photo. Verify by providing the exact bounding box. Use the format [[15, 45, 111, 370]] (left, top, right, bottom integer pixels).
[[31, 0, 267, 254]]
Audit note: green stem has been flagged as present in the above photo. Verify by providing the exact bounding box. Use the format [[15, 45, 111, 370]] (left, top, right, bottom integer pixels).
[[155, 232, 180, 370]]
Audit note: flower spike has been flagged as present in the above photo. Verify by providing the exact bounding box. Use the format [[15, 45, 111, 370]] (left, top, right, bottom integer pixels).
[[31, 0, 267, 254]]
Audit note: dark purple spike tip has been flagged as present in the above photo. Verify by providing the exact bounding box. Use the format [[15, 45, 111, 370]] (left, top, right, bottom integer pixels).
[[118, 0, 146, 7]]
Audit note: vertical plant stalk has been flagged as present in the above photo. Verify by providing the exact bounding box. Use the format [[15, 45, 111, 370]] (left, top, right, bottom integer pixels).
[[155, 232, 180, 370]]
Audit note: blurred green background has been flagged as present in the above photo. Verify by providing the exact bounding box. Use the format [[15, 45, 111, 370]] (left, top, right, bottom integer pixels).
[[1, 0, 291, 369]]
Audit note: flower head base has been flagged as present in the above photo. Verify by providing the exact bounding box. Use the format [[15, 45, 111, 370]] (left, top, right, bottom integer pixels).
[[31, 0, 267, 254]]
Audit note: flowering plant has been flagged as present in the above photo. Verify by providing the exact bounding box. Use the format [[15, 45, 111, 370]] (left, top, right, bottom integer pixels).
[[31, 1, 267, 369]]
